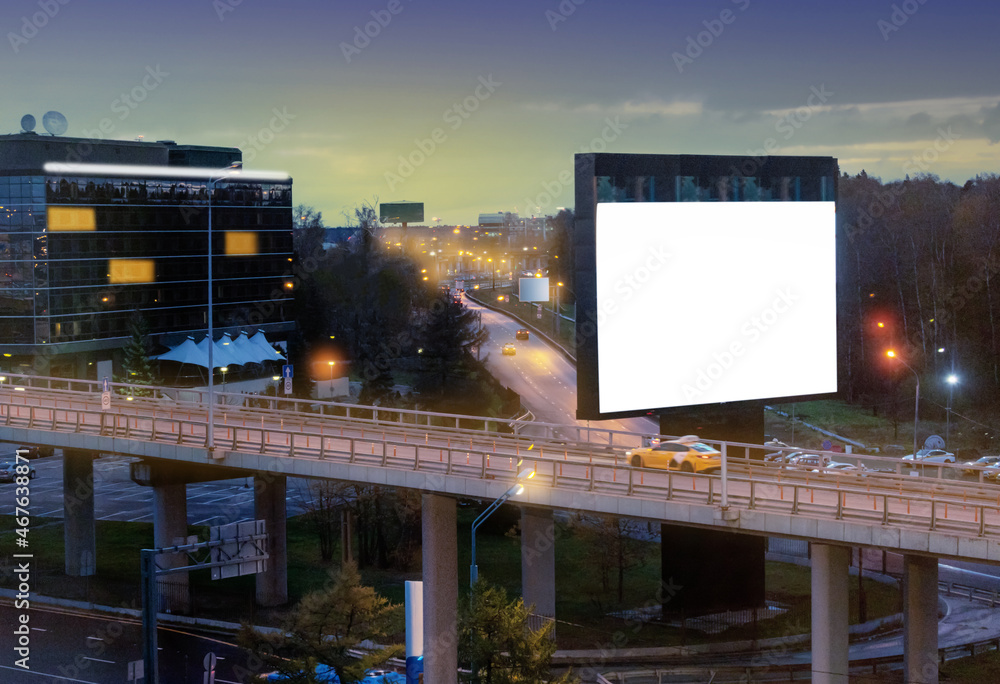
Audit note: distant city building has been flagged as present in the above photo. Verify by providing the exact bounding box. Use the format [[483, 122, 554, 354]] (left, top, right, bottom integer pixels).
[[0, 134, 294, 379]]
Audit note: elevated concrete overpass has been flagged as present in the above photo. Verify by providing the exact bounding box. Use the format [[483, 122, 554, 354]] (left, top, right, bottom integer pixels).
[[3, 374, 995, 683]]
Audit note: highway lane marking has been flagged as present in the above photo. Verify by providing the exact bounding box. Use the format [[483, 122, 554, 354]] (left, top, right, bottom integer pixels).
[[127, 512, 153, 522], [0, 663, 101, 682], [81, 656, 116, 663]]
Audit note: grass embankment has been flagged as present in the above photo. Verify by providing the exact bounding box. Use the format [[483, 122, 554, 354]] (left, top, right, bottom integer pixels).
[[0, 511, 899, 650], [767, 398, 990, 456]]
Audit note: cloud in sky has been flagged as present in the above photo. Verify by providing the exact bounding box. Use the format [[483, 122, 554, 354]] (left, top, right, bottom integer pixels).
[[3, 0, 1000, 223]]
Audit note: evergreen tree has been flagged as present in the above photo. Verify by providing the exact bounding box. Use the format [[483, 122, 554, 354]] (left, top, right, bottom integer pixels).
[[238, 562, 403, 684], [118, 310, 157, 396], [460, 582, 578, 684]]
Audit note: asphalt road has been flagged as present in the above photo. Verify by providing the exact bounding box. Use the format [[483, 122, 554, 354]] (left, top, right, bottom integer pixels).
[[0, 599, 253, 683], [471, 299, 656, 444]]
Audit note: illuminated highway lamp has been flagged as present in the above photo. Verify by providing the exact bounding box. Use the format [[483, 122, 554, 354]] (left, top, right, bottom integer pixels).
[[887, 350, 920, 461], [470, 468, 534, 587], [207, 162, 243, 454], [946, 373, 959, 444]]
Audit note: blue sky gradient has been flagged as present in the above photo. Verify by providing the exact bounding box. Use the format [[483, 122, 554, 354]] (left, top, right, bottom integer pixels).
[[4, 0, 999, 224]]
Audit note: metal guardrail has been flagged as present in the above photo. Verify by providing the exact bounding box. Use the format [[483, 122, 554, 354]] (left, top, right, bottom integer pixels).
[[6, 375, 1000, 547]]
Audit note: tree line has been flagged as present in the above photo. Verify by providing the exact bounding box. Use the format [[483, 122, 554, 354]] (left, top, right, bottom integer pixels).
[[838, 172, 1000, 433]]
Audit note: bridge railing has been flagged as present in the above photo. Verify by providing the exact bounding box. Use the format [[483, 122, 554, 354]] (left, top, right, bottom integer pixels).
[[0, 372, 646, 447], [6, 388, 1000, 543]]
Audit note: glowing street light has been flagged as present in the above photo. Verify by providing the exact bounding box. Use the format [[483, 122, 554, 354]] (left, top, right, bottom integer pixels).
[[887, 350, 920, 460], [470, 467, 535, 587], [946, 374, 959, 445], [207, 161, 243, 454]]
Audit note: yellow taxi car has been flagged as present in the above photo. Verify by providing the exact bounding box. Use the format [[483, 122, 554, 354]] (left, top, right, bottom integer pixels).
[[625, 435, 721, 473]]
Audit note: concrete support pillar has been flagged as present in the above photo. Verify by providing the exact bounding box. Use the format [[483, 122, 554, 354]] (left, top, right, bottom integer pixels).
[[63, 450, 96, 577], [520, 507, 556, 632], [341, 508, 355, 566], [153, 482, 190, 614], [422, 493, 458, 684], [255, 474, 288, 607], [904, 555, 939, 684], [811, 543, 849, 684]]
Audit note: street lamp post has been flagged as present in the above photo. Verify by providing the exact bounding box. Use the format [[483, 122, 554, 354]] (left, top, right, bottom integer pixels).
[[206, 162, 242, 455], [887, 350, 920, 460], [470, 468, 535, 587], [328, 360, 336, 401], [553, 282, 563, 336], [946, 374, 958, 445]]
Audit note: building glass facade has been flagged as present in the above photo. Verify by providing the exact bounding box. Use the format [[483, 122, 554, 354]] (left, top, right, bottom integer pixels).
[[0, 136, 295, 375]]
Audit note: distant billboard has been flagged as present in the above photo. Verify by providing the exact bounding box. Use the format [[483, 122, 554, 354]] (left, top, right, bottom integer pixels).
[[574, 153, 839, 420], [519, 277, 549, 303], [380, 201, 424, 224]]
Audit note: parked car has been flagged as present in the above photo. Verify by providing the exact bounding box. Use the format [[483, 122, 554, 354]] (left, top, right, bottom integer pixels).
[[626, 435, 721, 473], [16, 445, 53, 459], [0, 461, 36, 482], [501, 343, 516, 356], [786, 453, 831, 471], [963, 456, 1000, 475], [263, 666, 404, 683], [765, 450, 808, 465], [902, 449, 955, 465], [817, 462, 870, 476], [983, 466, 1000, 482]]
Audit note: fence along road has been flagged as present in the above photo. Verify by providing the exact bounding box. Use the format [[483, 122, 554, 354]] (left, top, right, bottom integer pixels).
[[3, 373, 1000, 565]]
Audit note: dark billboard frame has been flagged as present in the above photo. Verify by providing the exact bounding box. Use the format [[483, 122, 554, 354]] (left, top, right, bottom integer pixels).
[[574, 153, 840, 421], [379, 201, 424, 224]]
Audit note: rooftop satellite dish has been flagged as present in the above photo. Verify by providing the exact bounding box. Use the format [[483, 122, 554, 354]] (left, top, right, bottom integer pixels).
[[42, 110, 67, 136], [924, 434, 946, 450], [20, 114, 36, 132]]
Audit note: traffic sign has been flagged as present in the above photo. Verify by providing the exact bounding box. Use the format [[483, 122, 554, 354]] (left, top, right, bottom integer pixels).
[[282, 364, 293, 379], [204, 652, 217, 684], [102, 376, 111, 393], [101, 392, 111, 411], [127, 660, 144, 681], [284, 377, 292, 395]]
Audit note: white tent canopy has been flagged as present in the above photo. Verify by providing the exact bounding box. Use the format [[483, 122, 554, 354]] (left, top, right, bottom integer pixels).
[[153, 331, 284, 369], [248, 331, 286, 362], [152, 336, 209, 367]]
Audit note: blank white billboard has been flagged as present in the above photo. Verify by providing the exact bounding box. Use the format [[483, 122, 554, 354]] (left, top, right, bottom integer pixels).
[[595, 201, 837, 414], [519, 277, 549, 303]]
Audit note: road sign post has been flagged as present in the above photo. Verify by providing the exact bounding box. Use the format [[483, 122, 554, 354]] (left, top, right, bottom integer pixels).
[[282, 364, 293, 395]]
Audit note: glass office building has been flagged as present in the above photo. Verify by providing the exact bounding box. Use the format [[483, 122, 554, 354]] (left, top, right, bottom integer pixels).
[[0, 134, 294, 377]]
